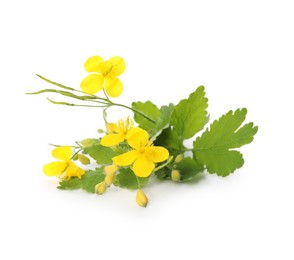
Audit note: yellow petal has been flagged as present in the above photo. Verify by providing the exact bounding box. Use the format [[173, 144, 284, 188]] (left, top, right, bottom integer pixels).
[[100, 133, 125, 147], [84, 56, 105, 73], [104, 77, 123, 97], [80, 74, 104, 94], [112, 150, 138, 166], [132, 156, 155, 177], [127, 129, 149, 150], [105, 56, 125, 77], [52, 146, 72, 161], [43, 161, 68, 176], [66, 161, 85, 179], [147, 146, 169, 163]]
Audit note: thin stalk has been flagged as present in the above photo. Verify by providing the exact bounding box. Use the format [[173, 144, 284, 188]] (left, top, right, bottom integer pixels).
[[110, 103, 156, 124], [153, 156, 174, 172]]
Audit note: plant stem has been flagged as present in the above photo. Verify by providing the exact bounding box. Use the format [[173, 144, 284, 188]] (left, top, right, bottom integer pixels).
[[110, 103, 156, 124], [135, 175, 141, 189], [153, 156, 174, 172]]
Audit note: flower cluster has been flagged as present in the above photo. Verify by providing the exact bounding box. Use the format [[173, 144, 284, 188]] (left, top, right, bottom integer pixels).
[[28, 55, 258, 207]]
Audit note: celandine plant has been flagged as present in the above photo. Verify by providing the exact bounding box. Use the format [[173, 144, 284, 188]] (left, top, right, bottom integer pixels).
[[27, 56, 258, 207]]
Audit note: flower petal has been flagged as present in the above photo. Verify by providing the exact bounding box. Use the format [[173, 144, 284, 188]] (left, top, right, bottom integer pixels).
[[52, 146, 72, 161], [132, 156, 155, 177], [105, 123, 123, 136], [104, 77, 123, 97], [112, 150, 138, 166], [80, 74, 104, 94], [147, 146, 169, 163], [105, 56, 125, 77], [43, 161, 68, 176], [127, 128, 149, 150], [100, 134, 125, 147], [84, 56, 105, 73], [66, 161, 85, 179]]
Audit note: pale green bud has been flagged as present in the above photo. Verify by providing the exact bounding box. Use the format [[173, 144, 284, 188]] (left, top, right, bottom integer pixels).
[[171, 170, 181, 182], [78, 154, 90, 165], [136, 190, 148, 207], [80, 138, 95, 147], [175, 154, 184, 163]]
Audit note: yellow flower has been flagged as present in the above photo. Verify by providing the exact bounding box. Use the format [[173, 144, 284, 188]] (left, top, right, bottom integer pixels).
[[80, 56, 125, 97], [101, 118, 147, 147], [112, 130, 169, 177], [43, 146, 85, 180]]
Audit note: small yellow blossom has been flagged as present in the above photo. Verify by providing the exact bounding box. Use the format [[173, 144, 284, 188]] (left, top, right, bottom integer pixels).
[[101, 118, 147, 147], [136, 190, 148, 207], [112, 130, 169, 177], [80, 56, 125, 97], [43, 146, 85, 179]]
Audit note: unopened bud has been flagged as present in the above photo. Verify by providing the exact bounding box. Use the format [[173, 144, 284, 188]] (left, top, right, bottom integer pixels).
[[105, 172, 116, 186], [95, 181, 107, 195], [175, 154, 184, 163], [136, 190, 148, 207], [80, 138, 95, 147], [171, 170, 181, 182], [97, 129, 104, 134], [78, 154, 90, 165], [104, 164, 118, 175]]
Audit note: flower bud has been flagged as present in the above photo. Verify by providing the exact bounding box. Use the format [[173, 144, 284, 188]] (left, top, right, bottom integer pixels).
[[136, 190, 148, 207], [175, 154, 184, 163], [105, 172, 116, 186], [104, 164, 118, 175], [80, 138, 95, 147], [95, 181, 107, 195], [97, 129, 104, 134], [171, 170, 181, 182], [78, 154, 90, 165]]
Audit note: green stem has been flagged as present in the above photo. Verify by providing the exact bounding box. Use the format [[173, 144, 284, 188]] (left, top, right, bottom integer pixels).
[[71, 148, 82, 160], [153, 156, 174, 172], [47, 98, 108, 108], [135, 175, 141, 189], [110, 103, 156, 124]]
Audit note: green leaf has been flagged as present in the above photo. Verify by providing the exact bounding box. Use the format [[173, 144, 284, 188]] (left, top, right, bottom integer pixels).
[[171, 86, 208, 140], [58, 168, 105, 193], [193, 108, 258, 176], [114, 168, 149, 190], [84, 145, 117, 164], [154, 168, 169, 180], [154, 127, 182, 155], [175, 157, 203, 181], [132, 101, 174, 137], [132, 101, 160, 131]]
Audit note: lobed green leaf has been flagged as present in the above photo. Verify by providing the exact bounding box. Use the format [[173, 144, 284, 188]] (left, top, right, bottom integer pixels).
[[58, 168, 105, 193], [193, 108, 258, 176], [171, 86, 208, 140], [114, 168, 149, 190]]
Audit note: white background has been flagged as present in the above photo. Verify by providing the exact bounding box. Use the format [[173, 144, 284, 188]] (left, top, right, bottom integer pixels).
[[1, 0, 293, 259]]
